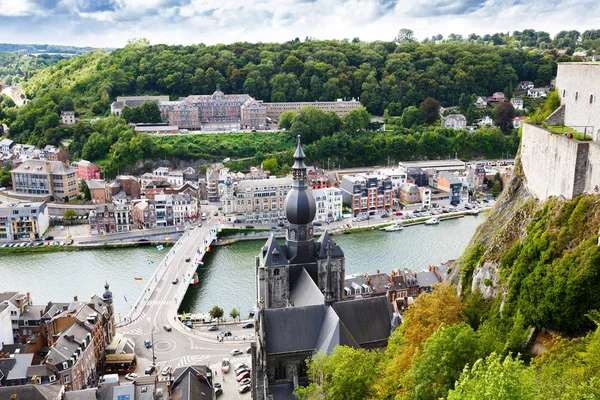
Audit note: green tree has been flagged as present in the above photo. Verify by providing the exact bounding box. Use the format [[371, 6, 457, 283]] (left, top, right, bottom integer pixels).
[[279, 111, 297, 129], [447, 353, 535, 399], [342, 107, 370, 133], [406, 323, 481, 400], [80, 179, 91, 201], [229, 308, 240, 322], [63, 209, 77, 220], [402, 106, 424, 128], [209, 306, 224, 325], [295, 346, 382, 400], [0, 167, 12, 187], [458, 93, 471, 113], [396, 28, 416, 43], [420, 97, 441, 124], [262, 157, 278, 174], [493, 102, 516, 132]]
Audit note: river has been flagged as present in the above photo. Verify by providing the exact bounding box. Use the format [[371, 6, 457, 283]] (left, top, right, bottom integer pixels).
[[0, 214, 485, 317]]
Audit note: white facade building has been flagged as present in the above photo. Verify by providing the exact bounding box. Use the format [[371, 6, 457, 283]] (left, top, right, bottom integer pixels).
[[418, 187, 431, 209], [312, 187, 343, 222], [441, 114, 467, 130], [373, 168, 408, 193]]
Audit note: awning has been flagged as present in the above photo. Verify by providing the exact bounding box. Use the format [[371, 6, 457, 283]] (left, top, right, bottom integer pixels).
[[106, 354, 136, 364]]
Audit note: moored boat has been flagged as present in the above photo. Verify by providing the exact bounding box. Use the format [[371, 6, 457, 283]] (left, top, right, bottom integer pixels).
[[382, 222, 404, 232], [425, 216, 440, 225]]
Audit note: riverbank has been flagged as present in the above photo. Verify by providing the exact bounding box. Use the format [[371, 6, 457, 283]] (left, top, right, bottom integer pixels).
[[0, 240, 175, 254]]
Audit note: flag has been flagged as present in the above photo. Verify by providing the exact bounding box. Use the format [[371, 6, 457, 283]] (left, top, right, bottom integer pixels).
[[206, 247, 211, 253], [189, 278, 198, 285], [134, 277, 143, 282], [197, 260, 204, 266]]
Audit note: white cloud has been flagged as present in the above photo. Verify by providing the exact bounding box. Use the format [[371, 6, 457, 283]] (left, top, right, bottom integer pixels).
[[0, 0, 599, 47]]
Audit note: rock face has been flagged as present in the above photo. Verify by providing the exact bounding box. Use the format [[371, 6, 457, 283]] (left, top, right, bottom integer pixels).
[[449, 152, 536, 299]]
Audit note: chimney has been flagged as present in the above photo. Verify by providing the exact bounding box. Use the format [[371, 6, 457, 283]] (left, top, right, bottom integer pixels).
[[62, 305, 68, 311], [389, 274, 393, 283], [27, 292, 31, 305], [74, 296, 78, 302], [40, 310, 43, 318], [376, 269, 379, 274], [366, 276, 371, 285]]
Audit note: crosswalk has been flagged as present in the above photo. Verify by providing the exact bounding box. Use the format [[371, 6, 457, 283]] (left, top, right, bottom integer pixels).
[[146, 300, 172, 306], [121, 327, 143, 336]]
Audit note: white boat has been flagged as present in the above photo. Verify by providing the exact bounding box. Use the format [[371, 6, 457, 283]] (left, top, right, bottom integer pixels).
[[424, 217, 440, 225], [466, 207, 481, 215], [383, 222, 404, 232]]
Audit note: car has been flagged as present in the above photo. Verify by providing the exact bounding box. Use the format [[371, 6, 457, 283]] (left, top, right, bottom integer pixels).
[[313, 221, 322, 226], [163, 325, 172, 332], [172, 278, 179, 285], [161, 365, 172, 376], [145, 365, 156, 375], [221, 331, 232, 337], [246, 346, 252, 354], [44, 235, 54, 240], [239, 377, 251, 386], [214, 382, 222, 389], [236, 367, 250, 376], [241, 322, 254, 329], [66, 239, 73, 245], [234, 363, 248, 370], [270, 226, 277, 230], [245, 225, 254, 229], [278, 222, 285, 227], [381, 213, 389, 218], [230, 349, 244, 356], [238, 384, 251, 394], [125, 373, 138, 381], [395, 211, 403, 216], [208, 325, 219, 331], [185, 257, 191, 262], [236, 371, 250, 381], [214, 387, 223, 396], [200, 200, 209, 205], [214, 211, 218, 216]]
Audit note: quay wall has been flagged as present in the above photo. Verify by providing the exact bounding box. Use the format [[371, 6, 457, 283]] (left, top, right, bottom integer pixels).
[[521, 123, 600, 200]]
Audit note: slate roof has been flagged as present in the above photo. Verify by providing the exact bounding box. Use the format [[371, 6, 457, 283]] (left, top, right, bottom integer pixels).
[[289, 268, 324, 307], [269, 382, 297, 400], [171, 365, 213, 400], [0, 385, 64, 400], [314, 307, 359, 354], [0, 292, 18, 303], [6, 353, 34, 381], [260, 234, 288, 267], [64, 388, 97, 400], [264, 305, 326, 354], [416, 270, 442, 288], [331, 297, 392, 345], [46, 323, 90, 366]]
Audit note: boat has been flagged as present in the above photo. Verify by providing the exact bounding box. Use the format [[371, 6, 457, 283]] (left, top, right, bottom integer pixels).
[[424, 217, 440, 225], [156, 245, 164, 250], [382, 222, 404, 232], [466, 207, 481, 215]]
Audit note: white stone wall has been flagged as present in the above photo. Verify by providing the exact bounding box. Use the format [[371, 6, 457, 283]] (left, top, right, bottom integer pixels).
[[556, 63, 600, 142], [584, 141, 600, 194], [521, 123, 579, 199]]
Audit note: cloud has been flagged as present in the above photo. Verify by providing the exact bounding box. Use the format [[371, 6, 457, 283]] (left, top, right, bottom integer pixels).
[[0, 0, 599, 47]]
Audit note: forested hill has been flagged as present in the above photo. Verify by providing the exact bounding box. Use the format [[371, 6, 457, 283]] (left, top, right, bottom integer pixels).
[[23, 39, 558, 116]]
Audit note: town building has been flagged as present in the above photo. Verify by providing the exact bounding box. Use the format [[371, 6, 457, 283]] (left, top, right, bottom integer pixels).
[[134, 123, 179, 135], [42, 145, 68, 163], [399, 183, 421, 205], [340, 173, 393, 217], [253, 137, 394, 398], [441, 114, 467, 130], [312, 187, 343, 222], [61, 111, 76, 125], [419, 186, 432, 209], [474, 96, 488, 109], [77, 159, 101, 180], [87, 179, 108, 204], [518, 81, 534, 89], [110, 96, 170, 117], [154, 194, 197, 226], [88, 203, 131, 234], [131, 200, 156, 229], [476, 115, 494, 126], [512, 116, 527, 129], [431, 172, 466, 205], [11, 160, 78, 201], [372, 168, 407, 193], [262, 99, 362, 120], [510, 97, 524, 110], [0, 138, 15, 155], [489, 92, 506, 103], [152, 167, 184, 186], [221, 176, 293, 223], [307, 168, 338, 189], [527, 88, 549, 98], [0, 202, 49, 241], [116, 175, 141, 199]]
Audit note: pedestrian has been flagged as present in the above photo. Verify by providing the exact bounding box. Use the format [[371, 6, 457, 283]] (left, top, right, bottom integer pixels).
[[216, 335, 219, 341]]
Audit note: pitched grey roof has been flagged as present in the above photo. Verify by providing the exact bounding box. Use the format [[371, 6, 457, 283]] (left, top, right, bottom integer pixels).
[[171, 365, 213, 400], [64, 388, 97, 400], [0, 292, 18, 303], [290, 268, 324, 307], [0, 385, 64, 400], [264, 305, 326, 354], [6, 353, 33, 381], [26, 365, 54, 377], [315, 307, 359, 354], [261, 234, 288, 267], [47, 323, 90, 366], [332, 297, 392, 345], [416, 271, 442, 288]]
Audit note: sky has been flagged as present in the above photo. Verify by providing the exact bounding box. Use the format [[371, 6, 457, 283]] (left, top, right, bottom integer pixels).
[[0, 0, 599, 48]]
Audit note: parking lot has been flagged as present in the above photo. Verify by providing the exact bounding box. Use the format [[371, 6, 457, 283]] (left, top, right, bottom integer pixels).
[[211, 354, 253, 399]]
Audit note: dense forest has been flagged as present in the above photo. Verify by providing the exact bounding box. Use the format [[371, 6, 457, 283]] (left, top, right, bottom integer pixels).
[[0, 43, 102, 55], [21, 38, 559, 116], [0, 53, 70, 84]]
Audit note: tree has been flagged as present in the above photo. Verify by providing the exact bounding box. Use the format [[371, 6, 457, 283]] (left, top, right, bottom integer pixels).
[[420, 97, 441, 124], [0, 167, 11, 187], [447, 353, 535, 399], [229, 308, 240, 322], [342, 107, 370, 133], [279, 111, 297, 129], [406, 323, 481, 400], [493, 102, 516, 131], [80, 180, 91, 201], [262, 157, 278, 174], [396, 28, 416, 43], [458, 93, 471, 113], [295, 346, 382, 400], [209, 306, 224, 325], [402, 106, 424, 128], [63, 209, 77, 220]]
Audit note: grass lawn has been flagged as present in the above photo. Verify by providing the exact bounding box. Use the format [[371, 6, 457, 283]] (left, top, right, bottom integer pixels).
[[545, 125, 593, 141]]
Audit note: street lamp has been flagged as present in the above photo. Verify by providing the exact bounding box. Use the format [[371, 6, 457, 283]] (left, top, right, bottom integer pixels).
[[151, 327, 156, 366]]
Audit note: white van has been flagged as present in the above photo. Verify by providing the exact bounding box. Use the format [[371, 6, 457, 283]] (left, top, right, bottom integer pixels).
[[201, 213, 207, 220]]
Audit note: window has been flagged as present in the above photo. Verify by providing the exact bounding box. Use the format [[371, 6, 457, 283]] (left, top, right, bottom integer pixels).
[[275, 362, 286, 380], [273, 268, 279, 276], [64, 375, 70, 384], [62, 361, 69, 370]]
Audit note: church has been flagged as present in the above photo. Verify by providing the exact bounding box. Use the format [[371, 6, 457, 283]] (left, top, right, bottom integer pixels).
[[252, 136, 397, 399]]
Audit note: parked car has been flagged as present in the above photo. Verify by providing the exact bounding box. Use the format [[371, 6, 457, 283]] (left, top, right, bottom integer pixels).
[[44, 235, 54, 240], [144, 365, 156, 375], [144, 340, 152, 348], [214, 387, 223, 396], [239, 377, 251, 386], [172, 278, 179, 285], [230, 349, 244, 356], [161, 365, 172, 376], [236, 371, 250, 381], [125, 373, 138, 381], [245, 225, 254, 229], [238, 385, 251, 394], [313, 221, 322, 226], [245, 346, 252, 354], [163, 325, 172, 332], [208, 325, 219, 331], [236, 366, 250, 375], [185, 257, 191, 262], [242, 322, 254, 329], [234, 363, 248, 372], [214, 211, 218, 216], [381, 213, 389, 218]]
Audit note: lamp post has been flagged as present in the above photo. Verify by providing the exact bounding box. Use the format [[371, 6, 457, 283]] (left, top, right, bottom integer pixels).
[[151, 327, 156, 366]]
